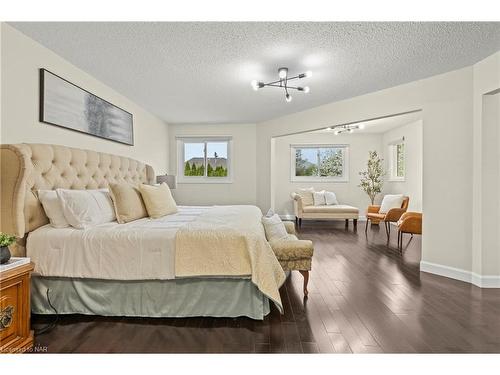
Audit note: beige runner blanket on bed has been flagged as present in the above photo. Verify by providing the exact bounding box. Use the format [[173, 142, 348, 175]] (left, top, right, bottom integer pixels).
[[175, 205, 286, 312]]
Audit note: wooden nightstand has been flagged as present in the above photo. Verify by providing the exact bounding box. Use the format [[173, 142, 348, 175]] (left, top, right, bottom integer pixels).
[[0, 262, 34, 353]]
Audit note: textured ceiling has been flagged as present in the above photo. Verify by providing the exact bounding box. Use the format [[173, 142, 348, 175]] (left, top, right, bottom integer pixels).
[[9, 22, 500, 124]]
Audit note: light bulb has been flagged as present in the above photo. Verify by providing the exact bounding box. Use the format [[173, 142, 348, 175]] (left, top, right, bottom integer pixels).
[[278, 67, 288, 79], [285, 93, 292, 102], [303, 86, 310, 93], [251, 80, 259, 91], [305, 70, 312, 78], [326, 127, 332, 131], [358, 123, 365, 129], [333, 130, 340, 135]]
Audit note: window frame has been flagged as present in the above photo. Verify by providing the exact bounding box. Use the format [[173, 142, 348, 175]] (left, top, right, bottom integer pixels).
[[290, 144, 349, 183], [177, 136, 233, 184], [388, 140, 406, 182]]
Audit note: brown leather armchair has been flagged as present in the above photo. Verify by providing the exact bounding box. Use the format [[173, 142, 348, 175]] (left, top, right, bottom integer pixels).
[[397, 212, 422, 253], [365, 196, 409, 240]]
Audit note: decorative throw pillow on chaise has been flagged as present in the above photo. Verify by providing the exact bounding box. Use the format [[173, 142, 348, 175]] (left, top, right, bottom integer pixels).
[[261, 214, 288, 242], [56, 188, 116, 229], [379, 194, 404, 214], [109, 183, 148, 223], [37, 190, 69, 228], [296, 187, 315, 206], [324, 191, 339, 205], [313, 190, 326, 206], [139, 182, 178, 219]]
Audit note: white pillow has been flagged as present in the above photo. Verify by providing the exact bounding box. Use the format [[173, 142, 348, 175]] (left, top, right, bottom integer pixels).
[[324, 191, 339, 205], [379, 194, 404, 214], [261, 214, 288, 242], [37, 190, 69, 228], [296, 187, 315, 206], [56, 188, 116, 229], [313, 191, 326, 206], [265, 208, 275, 218]]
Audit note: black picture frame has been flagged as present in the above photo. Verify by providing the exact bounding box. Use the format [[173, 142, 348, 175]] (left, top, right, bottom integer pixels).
[[39, 68, 134, 146]]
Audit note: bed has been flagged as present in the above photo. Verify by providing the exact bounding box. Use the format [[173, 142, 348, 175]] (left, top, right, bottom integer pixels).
[[0, 143, 285, 319]]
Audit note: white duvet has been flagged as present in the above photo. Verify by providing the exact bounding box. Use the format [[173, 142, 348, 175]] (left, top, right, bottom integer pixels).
[[27, 206, 210, 280]]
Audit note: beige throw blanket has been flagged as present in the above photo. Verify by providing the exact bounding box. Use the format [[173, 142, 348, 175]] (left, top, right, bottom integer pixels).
[[175, 205, 286, 312]]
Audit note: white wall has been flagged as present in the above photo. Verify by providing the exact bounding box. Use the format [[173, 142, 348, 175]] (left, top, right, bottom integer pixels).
[[472, 52, 500, 284], [273, 132, 382, 218], [477, 93, 500, 279], [382, 120, 423, 212], [168, 123, 257, 206], [0, 23, 169, 174]]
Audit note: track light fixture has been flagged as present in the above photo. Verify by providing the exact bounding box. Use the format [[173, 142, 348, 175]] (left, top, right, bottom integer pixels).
[[326, 123, 364, 135], [251, 67, 312, 102]]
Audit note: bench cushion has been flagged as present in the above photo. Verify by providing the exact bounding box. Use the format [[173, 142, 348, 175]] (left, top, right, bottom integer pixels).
[[269, 235, 314, 260], [302, 204, 359, 214]]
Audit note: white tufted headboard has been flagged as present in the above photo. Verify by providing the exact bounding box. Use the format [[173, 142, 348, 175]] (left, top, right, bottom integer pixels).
[[0, 143, 155, 254]]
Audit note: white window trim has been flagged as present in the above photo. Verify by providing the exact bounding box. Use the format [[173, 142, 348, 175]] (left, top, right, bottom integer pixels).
[[388, 139, 406, 182], [177, 136, 233, 184], [290, 144, 349, 183]]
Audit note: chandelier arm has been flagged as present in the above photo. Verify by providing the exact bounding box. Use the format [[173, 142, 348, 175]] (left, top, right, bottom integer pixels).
[[265, 79, 283, 86], [263, 84, 302, 90]]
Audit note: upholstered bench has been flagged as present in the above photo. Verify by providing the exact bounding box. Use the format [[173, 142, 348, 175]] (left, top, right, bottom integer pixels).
[[268, 221, 314, 296], [291, 192, 359, 228]]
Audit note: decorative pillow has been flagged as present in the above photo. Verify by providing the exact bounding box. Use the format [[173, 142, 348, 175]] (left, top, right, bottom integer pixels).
[[265, 208, 275, 218], [56, 189, 116, 229], [139, 183, 178, 219], [324, 191, 339, 205], [379, 194, 404, 214], [109, 183, 148, 224], [262, 214, 288, 242], [37, 190, 69, 228], [296, 187, 315, 206], [313, 191, 326, 206]]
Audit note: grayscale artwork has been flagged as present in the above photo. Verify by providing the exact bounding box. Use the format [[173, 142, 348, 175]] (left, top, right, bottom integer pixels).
[[40, 69, 134, 145]]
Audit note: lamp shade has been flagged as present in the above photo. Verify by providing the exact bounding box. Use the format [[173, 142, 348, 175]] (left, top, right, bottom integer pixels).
[[156, 174, 177, 189]]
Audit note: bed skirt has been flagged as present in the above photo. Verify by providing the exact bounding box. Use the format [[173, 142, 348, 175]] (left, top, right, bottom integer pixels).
[[31, 276, 271, 320]]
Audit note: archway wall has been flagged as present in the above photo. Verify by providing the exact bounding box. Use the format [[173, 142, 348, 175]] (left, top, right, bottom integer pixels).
[[256, 51, 500, 284], [472, 52, 500, 284]]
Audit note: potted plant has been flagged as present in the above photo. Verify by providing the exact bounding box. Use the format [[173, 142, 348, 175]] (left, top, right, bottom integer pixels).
[[0, 232, 16, 264], [359, 150, 384, 205]]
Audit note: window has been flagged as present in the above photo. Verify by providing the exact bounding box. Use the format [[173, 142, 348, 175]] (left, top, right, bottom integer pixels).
[[389, 141, 405, 181], [177, 137, 232, 183], [291, 144, 349, 182]]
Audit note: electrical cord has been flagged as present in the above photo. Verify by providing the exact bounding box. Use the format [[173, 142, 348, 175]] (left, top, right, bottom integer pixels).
[[33, 288, 59, 335]]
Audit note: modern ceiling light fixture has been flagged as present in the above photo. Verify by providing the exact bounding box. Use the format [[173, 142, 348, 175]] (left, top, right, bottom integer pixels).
[[251, 67, 312, 102], [327, 124, 363, 135]]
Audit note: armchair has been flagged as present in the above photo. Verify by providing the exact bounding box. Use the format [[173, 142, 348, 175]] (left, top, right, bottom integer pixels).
[[396, 212, 422, 254], [365, 196, 409, 240]]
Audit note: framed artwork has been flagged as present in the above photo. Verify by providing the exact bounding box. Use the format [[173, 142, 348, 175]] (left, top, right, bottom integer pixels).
[[39, 69, 134, 145]]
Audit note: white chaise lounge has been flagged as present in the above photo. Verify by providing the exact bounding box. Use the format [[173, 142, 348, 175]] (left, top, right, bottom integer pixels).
[[291, 191, 359, 228]]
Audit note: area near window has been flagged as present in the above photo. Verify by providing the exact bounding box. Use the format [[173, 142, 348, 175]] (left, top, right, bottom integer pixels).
[[388, 139, 405, 181], [177, 137, 232, 183], [291, 144, 349, 182]]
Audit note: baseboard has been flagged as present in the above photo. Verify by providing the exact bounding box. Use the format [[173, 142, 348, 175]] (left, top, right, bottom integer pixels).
[[420, 261, 500, 288]]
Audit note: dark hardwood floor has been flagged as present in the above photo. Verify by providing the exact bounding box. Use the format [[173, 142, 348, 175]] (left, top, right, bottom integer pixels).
[[31, 221, 500, 353]]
